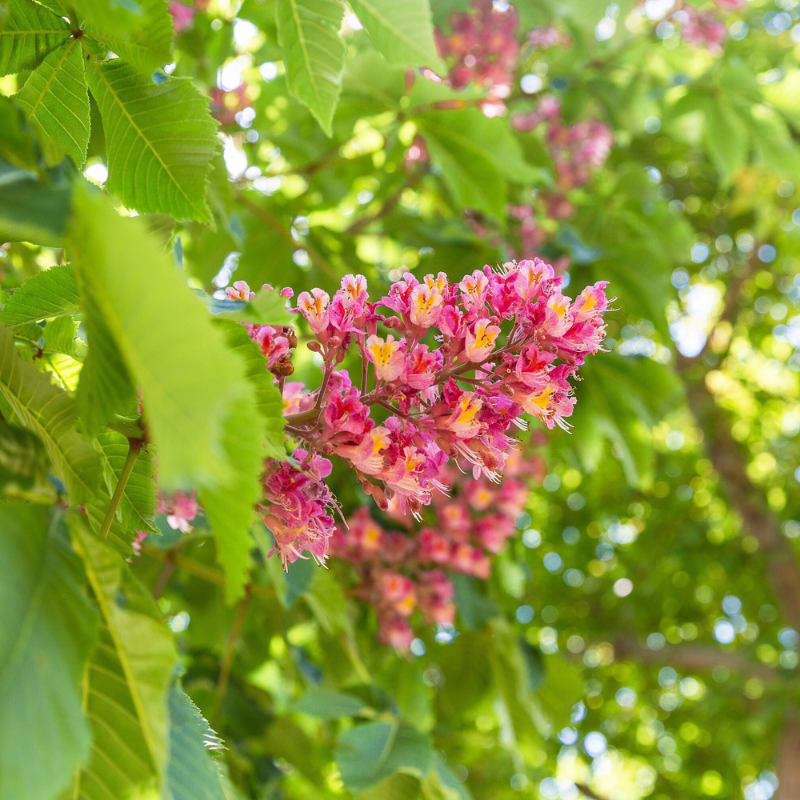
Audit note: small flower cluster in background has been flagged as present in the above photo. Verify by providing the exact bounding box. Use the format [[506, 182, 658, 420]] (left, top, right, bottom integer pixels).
[[331, 448, 546, 649], [434, 0, 521, 116]]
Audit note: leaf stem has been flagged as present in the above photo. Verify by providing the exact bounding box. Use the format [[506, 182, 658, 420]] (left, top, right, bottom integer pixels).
[[211, 588, 251, 726], [99, 437, 142, 539]]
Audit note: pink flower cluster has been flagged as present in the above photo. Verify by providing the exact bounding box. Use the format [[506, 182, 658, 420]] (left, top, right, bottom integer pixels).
[[528, 26, 571, 49], [331, 451, 545, 649], [242, 259, 607, 568], [435, 0, 520, 115], [675, 7, 727, 53], [512, 96, 613, 191]]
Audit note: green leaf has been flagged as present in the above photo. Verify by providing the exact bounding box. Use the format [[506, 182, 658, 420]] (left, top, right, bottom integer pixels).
[[85, 59, 218, 223], [0, 156, 73, 245], [16, 37, 90, 166], [702, 98, 748, 188], [219, 321, 285, 460], [0, 0, 69, 77], [451, 573, 497, 630], [348, 0, 444, 71], [292, 689, 368, 719], [0, 322, 101, 502], [73, 229, 138, 434], [422, 755, 473, 800], [67, 182, 252, 487], [277, 0, 347, 136], [302, 566, 350, 634], [0, 505, 97, 800], [198, 397, 263, 603], [165, 686, 227, 800], [0, 265, 79, 327], [207, 286, 294, 327], [71, 515, 177, 799], [418, 110, 540, 218], [336, 720, 433, 793], [85, 0, 174, 75], [96, 429, 158, 535], [0, 94, 37, 168]]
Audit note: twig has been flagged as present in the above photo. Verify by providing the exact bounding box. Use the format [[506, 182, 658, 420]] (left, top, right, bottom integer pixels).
[[211, 588, 251, 726], [99, 438, 142, 539]]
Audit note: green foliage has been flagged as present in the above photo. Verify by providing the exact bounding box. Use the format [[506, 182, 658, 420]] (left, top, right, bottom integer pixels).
[[276, 0, 346, 137], [86, 60, 217, 223], [67, 184, 248, 486], [71, 515, 177, 799], [16, 38, 91, 166], [0, 505, 97, 800], [0, 322, 100, 501], [348, 0, 444, 71], [0, 264, 79, 326], [1, 0, 799, 797], [0, 0, 69, 76], [165, 687, 226, 800], [336, 721, 434, 793]]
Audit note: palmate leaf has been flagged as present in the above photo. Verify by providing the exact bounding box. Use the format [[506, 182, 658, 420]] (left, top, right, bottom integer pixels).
[[0, 505, 97, 800], [85, 59, 218, 223], [67, 183, 250, 487], [71, 516, 177, 800], [165, 687, 226, 800], [0, 264, 80, 327], [0, 322, 101, 502], [84, 0, 174, 75], [0, 0, 70, 77], [276, 0, 346, 136], [16, 36, 91, 166], [96, 429, 158, 535], [198, 397, 263, 603], [348, 0, 444, 71]]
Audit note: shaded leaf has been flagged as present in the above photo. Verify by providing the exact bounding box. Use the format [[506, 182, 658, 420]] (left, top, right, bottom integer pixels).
[[67, 183, 251, 487], [0, 322, 100, 502], [336, 720, 433, 793], [71, 515, 177, 800], [0, 265, 79, 327], [292, 689, 368, 719], [0, 505, 97, 800], [165, 686, 227, 800], [198, 397, 263, 603]]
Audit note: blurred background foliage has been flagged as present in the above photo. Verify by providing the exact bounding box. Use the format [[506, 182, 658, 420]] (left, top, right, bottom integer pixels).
[[3, 0, 800, 798]]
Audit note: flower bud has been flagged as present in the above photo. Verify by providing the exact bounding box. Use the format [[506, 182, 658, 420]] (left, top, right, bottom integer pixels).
[[307, 340, 322, 353]]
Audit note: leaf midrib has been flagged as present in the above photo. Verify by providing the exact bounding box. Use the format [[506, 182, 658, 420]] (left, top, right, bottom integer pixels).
[[84, 51, 200, 216], [26, 37, 78, 118], [353, 0, 431, 63], [287, 0, 322, 107], [80, 546, 161, 775]]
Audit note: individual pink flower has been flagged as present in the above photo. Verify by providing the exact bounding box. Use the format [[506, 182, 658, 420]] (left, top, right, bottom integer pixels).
[[366, 335, 405, 382], [465, 318, 501, 362], [297, 288, 330, 335], [403, 344, 443, 391], [226, 280, 254, 301], [409, 284, 444, 328], [158, 491, 199, 533], [169, 1, 196, 33]]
